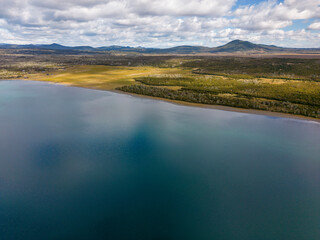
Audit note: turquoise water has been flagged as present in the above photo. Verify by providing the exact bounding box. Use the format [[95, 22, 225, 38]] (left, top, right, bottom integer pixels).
[[0, 80, 319, 240]]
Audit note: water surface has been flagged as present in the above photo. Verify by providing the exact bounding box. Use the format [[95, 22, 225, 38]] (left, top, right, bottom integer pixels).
[[0, 80, 319, 240]]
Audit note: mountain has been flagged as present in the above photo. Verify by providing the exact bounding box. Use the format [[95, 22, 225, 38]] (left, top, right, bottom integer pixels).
[[0, 40, 319, 54], [0, 43, 95, 51], [211, 40, 320, 53], [156, 45, 213, 54], [97, 45, 145, 51], [211, 40, 274, 53], [38, 43, 94, 51]]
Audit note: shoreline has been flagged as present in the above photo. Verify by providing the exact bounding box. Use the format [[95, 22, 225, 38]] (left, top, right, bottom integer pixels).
[[111, 89, 320, 123], [3, 79, 320, 123]]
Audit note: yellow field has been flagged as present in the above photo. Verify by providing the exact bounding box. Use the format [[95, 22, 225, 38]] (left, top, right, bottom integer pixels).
[[28, 64, 310, 91], [31, 65, 186, 90]]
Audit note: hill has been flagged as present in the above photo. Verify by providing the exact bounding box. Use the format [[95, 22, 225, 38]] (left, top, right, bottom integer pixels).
[[212, 40, 276, 53], [0, 40, 319, 54]]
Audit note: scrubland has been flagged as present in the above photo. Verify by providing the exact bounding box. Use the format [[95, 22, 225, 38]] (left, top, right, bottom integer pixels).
[[1, 50, 319, 118]]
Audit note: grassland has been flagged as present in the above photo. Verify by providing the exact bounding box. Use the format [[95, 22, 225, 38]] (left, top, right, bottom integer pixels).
[[182, 57, 320, 81], [31, 65, 186, 90]]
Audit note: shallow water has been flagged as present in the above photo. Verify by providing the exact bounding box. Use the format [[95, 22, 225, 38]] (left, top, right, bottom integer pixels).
[[0, 80, 319, 240]]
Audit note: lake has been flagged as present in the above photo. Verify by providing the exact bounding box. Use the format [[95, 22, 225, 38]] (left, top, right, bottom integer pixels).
[[0, 80, 319, 240]]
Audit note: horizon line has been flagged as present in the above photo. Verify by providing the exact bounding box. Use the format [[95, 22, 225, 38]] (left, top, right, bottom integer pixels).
[[1, 40, 320, 49]]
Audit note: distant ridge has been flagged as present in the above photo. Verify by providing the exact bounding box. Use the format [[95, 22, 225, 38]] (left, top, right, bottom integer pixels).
[[212, 40, 273, 52], [0, 40, 319, 54]]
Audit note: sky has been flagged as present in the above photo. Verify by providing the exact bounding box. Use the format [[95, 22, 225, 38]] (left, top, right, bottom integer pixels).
[[0, 0, 319, 48]]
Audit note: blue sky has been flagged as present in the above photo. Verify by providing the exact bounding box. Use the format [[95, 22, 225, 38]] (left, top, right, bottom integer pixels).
[[0, 0, 319, 47], [233, 0, 276, 9]]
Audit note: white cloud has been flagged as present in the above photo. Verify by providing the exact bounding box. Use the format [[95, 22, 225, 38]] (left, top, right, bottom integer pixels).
[[233, 0, 320, 31], [308, 22, 320, 30], [0, 0, 319, 47], [129, 0, 236, 17], [53, 2, 128, 21]]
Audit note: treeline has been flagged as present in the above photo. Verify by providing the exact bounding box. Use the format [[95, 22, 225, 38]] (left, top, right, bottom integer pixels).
[[182, 57, 320, 81], [135, 76, 320, 108], [117, 85, 320, 118], [0, 50, 174, 68]]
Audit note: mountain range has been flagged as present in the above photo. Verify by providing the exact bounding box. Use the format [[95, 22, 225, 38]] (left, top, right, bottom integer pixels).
[[0, 40, 319, 54]]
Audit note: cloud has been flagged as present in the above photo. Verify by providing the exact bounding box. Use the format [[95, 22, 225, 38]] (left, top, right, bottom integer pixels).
[[275, 0, 320, 20], [29, 0, 108, 10], [308, 22, 320, 30], [129, 0, 236, 17], [232, 0, 320, 30], [0, 0, 319, 47], [53, 2, 128, 21]]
